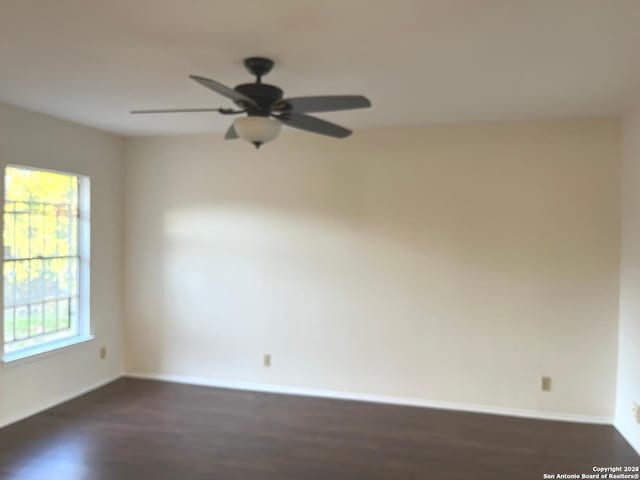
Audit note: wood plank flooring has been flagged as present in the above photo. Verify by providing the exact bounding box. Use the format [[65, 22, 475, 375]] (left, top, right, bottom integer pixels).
[[0, 378, 637, 479]]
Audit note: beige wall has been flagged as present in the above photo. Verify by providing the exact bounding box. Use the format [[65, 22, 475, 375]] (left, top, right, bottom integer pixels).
[[124, 118, 621, 419], [0, 102, 125, 427], [616, 109, 640, 452]]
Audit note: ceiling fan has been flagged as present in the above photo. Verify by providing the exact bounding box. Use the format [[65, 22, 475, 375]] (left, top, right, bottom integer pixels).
[[131, 57, 372, 148]]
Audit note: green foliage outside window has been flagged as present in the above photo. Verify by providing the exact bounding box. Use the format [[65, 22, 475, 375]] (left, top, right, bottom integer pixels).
[[3, 166, 80, 353]]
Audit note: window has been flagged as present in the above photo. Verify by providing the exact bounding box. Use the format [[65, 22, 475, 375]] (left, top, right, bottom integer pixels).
[[2, 166, 90, 362]]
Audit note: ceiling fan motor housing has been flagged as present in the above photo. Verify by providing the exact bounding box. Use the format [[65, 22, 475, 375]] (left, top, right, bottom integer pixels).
[[234, 83, 284, 115]]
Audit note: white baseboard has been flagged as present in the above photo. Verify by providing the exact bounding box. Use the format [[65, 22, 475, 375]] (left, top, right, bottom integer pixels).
[[126, 371, 613, 425], [0, 373, 123, 430]]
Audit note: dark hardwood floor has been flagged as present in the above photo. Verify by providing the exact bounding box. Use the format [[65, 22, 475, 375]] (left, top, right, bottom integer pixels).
[[0, 378, 637, 479]]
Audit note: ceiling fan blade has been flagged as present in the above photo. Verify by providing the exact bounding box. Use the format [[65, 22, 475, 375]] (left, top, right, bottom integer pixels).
[[131, 108, 227, 114], [225, 125, 238, 140], [276, 95, 371, 113], [190, 75, 257, 106], [275, 113, 352, 138]]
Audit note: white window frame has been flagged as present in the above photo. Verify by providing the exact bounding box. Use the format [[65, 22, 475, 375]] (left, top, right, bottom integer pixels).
[[1, 165, 92, 363]]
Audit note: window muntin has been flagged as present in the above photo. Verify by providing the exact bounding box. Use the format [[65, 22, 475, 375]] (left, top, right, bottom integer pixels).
[[3, 166, 89, 359]]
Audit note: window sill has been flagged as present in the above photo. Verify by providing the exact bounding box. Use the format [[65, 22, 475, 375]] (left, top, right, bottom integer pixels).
[[2, 335, 94, 365]]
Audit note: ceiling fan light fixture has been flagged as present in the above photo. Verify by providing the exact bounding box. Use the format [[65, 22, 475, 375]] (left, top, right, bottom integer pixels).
[[233, 116, 281, 148]]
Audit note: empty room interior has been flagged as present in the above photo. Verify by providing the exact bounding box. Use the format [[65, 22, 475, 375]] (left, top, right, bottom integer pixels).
[[0, 1, 639, 478]]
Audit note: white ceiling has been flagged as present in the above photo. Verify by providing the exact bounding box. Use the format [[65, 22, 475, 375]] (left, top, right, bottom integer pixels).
[[1, 0, 639, 136]]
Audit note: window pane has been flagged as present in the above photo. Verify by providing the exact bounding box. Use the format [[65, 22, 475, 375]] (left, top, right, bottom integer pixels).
[[3, 261, 14, 306], [29, 304, 43, 337], [13, 259, 30, 306], [69, 215, 78, 257], [57, 298, 70, 330], [3, 308, 14, 343], [15, 305, 29, 340], [29, 258, 45, 303], [44, 301, 58, 333]]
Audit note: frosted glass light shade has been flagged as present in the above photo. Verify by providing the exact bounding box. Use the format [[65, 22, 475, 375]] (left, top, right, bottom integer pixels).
[[233, 116, 281, 147]]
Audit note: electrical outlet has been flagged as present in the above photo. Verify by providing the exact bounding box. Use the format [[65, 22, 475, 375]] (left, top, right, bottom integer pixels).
[[263, 354, 271, 368], [100, 347, 107, 360], [541, 376, 552, 392], [633, 402, 640, 425]]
